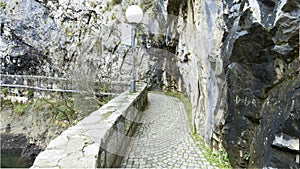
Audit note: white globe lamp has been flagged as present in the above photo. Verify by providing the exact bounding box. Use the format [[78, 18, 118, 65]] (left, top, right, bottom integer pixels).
[[125, 5, 143, 24]]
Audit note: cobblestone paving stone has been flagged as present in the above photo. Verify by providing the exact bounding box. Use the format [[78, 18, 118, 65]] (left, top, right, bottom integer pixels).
[[120, 92, 219, 168]]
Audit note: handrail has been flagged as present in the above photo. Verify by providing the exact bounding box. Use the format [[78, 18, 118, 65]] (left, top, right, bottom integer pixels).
[[0, 74, 121, 97], [0, 84, 117, 96], [0, 74, 68, 81]]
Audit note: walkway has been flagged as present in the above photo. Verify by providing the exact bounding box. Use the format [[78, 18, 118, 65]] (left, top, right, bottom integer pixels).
[[120, 92, 219, 168]]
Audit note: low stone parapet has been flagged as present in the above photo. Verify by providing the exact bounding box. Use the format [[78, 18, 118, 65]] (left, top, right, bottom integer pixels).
[[31, 83, 148, 168]]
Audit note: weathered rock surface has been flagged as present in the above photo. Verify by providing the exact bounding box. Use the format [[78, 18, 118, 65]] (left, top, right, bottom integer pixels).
[[1, 134, 40, 168], [221, 0, 299, 168], [0, 106, 65, 148], [157, 0, 299, 168], [0, 0, 178, 89], [152, 0, 226, 155], [0, 105, 65, 167]]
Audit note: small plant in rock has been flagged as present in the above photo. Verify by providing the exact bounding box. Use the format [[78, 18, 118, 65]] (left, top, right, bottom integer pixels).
[[13, 103, 29, 115], [0, 98, 13, 108], [111, 13, 116, 20], [140, 0, 153, 11], [48, 98, 76, 124], [112, 0, 122, 5], [90, 1, 97, 8], [104, 2, 113, 12], [27, 89, 34, 98], [31, 96, 79, 127], [0, 2, 6, 9], [191, 129, 231, 169], [126, 0, 135, 5], [1, 88, 9, 96], [243, 152, 251, 161]]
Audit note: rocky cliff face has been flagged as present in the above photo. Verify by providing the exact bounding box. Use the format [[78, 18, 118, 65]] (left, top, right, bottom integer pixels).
[[1, 0, 299, 168], [163, 0, 299, 168], [222, 0, 299, 168], [1, 0, 136, 83], [0, 0, 176, 89], [159, 0, 227, 151]]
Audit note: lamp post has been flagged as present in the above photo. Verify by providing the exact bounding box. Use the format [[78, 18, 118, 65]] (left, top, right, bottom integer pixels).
[[125, 5, 143, 92]]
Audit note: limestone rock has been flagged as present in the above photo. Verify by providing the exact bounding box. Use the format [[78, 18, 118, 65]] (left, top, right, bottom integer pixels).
[[222, 0, 299, 168]]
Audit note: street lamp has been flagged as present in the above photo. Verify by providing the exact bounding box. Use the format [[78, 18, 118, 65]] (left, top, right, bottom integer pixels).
[[125, 5, 143, 92]]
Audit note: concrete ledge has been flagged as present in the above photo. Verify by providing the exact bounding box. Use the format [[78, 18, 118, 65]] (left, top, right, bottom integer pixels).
[[31, 83, 148, 168]]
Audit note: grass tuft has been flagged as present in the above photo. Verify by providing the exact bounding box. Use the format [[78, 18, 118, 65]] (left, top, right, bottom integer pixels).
[[191, 129, 231, 168], [13, 104, 29, 116]]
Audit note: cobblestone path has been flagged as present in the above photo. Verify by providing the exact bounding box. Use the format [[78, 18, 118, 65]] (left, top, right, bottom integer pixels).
[[120, 92, 219, 168]]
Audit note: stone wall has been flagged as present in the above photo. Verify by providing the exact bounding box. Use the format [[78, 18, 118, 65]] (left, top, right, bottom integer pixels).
[[30, 83, 148, 168]]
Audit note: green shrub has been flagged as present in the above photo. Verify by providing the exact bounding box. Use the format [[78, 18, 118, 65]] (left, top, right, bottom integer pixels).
[[50, 99, 75, 122], [55, 112, 66, 120]]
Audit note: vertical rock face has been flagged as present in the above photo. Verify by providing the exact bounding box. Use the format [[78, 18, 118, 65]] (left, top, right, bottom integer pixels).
[[163, 0, 227, 148], [0, 0, 177, 88], [1, 0, 102, 77], [163, 0, 299, 168], [0, 0, 53, 75], [222, 0, 299, 168]]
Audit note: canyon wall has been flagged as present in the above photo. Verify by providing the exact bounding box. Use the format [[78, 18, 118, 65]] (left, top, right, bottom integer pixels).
[[1, 0, 299, 168], [221, 0, 299, 168], [164, 0, 299, 168]]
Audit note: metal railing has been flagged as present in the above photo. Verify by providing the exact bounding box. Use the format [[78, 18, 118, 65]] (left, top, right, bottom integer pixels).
[[0, 74, 118, 97]]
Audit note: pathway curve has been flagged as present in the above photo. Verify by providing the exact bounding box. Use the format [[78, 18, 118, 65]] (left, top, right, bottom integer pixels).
[[120, 92, 219, 168]]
